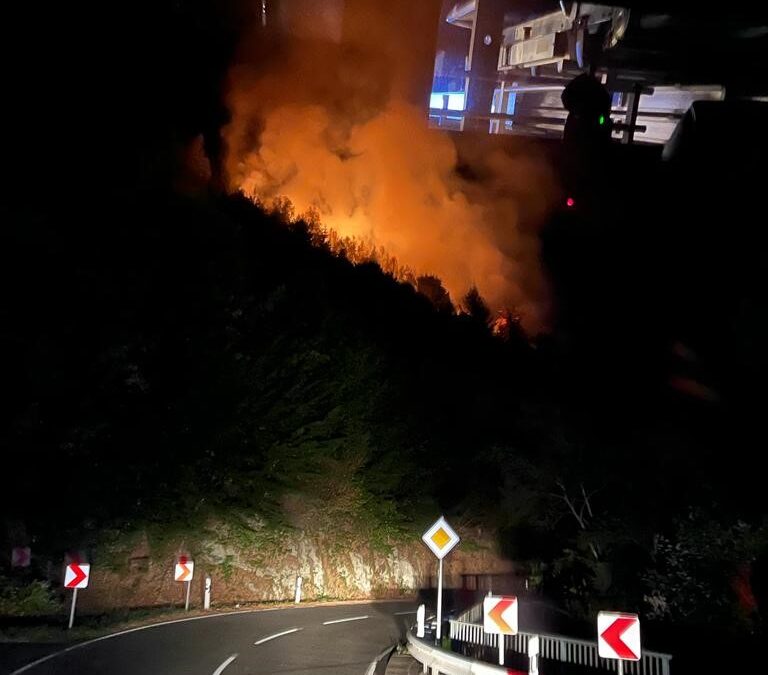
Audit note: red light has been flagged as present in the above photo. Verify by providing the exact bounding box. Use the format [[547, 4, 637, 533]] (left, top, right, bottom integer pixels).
[[566, 197, 575, 207]]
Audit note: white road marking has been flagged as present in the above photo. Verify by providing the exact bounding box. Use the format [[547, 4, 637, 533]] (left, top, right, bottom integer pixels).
[[9, 611, 264, 675], [394, 610, 417, 615], [8, 600, 408, 675], [212, 654, 238, 675], [364, 646, 395, 675], [253, 627, 303, 645], [322, 615, 369, 625]]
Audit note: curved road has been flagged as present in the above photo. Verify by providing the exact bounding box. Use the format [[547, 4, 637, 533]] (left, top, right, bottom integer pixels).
[[12, 601, 417, 675]]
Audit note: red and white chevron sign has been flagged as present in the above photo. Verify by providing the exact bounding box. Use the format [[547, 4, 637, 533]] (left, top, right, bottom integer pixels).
[[64, 563, 91, 589], [483, 595, 518, 635], [598, 612, 641, 661], [174, 556, 194, 582]]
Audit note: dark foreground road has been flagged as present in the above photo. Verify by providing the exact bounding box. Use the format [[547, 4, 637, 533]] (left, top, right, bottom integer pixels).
[[8, 601, 416, 675]]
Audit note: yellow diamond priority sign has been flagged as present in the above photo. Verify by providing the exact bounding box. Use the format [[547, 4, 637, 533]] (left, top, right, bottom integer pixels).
[[422, 516, 460, 559]]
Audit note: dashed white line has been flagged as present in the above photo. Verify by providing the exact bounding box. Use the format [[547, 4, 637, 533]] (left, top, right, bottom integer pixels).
[[394, 610, 417, 615], [8, 601, 406, 675], [212, 654, 238, 675], [322, 615, 369, 625], [254, 627, 303, 645]]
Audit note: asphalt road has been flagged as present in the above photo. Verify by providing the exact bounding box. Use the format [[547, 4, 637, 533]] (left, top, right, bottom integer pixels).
[[9, 601, 417, 675]]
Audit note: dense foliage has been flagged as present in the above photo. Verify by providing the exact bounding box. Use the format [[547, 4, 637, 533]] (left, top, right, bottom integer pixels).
[[3, 191, 766, 651]]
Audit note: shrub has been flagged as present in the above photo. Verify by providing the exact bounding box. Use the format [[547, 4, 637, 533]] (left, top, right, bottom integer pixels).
[[0, 576, 62, 617]]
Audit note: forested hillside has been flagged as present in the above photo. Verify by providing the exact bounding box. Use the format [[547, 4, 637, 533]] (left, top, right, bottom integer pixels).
[[3, 190, 766, 655]]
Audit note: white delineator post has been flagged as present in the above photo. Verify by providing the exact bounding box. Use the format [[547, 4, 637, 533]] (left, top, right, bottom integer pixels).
[[294, 575, 303, 604], [498, 633, 504, 666], [204, 575, 211, 610], [417, 604, 426, 638], [68, 588, 78, 630]]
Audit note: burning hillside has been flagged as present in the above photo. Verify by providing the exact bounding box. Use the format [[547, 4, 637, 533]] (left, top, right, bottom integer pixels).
[[223, 0, 556, 329]]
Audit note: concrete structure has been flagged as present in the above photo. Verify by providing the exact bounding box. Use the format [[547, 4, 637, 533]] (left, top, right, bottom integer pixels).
[[497, 4, 628, 74], [433, 1, 733, 144]]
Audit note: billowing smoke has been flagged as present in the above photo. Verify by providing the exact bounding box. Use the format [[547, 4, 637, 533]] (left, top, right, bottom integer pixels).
[[224, 0, 556, 329]]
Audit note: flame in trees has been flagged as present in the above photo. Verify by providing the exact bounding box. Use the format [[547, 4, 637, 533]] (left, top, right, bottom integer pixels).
[[224, 2, 556, 331]]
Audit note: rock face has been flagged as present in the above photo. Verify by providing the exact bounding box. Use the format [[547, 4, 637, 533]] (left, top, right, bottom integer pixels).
[[78, 523, 514, 611]]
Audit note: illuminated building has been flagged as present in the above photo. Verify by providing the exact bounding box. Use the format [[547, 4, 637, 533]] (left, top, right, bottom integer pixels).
[[429, 1, 768, 144]]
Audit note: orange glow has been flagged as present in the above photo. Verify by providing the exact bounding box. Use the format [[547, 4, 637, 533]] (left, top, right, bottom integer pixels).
[[491, 314, 510, 336], [224, 9, 556, 331]]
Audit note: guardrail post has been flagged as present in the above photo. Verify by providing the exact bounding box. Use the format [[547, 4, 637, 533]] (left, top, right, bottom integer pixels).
[[528, 636, 540, 675]]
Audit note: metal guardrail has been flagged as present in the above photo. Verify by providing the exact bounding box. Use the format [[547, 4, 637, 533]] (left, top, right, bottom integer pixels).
[[449, 616, 672, 675], [455, 603, 483, 623], [407, 630, 512, 675]]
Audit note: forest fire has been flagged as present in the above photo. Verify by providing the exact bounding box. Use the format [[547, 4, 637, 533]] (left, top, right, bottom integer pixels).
[[224, 1, 556, 330], [7, 3, 768, 672], [260, 196, 418, 284], [491, 313, 510, 337]]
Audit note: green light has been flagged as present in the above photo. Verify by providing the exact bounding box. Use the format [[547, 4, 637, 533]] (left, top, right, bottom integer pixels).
[[598, 115, 606, 126]]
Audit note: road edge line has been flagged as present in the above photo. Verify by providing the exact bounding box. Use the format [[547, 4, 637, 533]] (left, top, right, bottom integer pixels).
[[6, 608, 292, 674], [9, 600, 411, 675], [212, 654, 238, 675], [364, 645, 396, 675]]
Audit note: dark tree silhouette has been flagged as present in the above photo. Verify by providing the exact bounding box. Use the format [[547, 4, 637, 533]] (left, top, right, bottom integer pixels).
[[416, 275, 453, 313], [463, 286, 491, 325]]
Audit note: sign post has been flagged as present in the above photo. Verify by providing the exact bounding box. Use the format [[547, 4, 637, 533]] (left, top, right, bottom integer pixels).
[[483, 595, 518, 666], [597, 611, 641, 675], [174, 557, 194, 611], [64, 563, 90, 629], [437, 557, 444, 641], [421, 516, 460, 642]]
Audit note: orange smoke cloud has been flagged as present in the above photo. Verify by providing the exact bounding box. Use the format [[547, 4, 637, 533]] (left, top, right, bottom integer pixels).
[[224, 1, 556, 329]]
